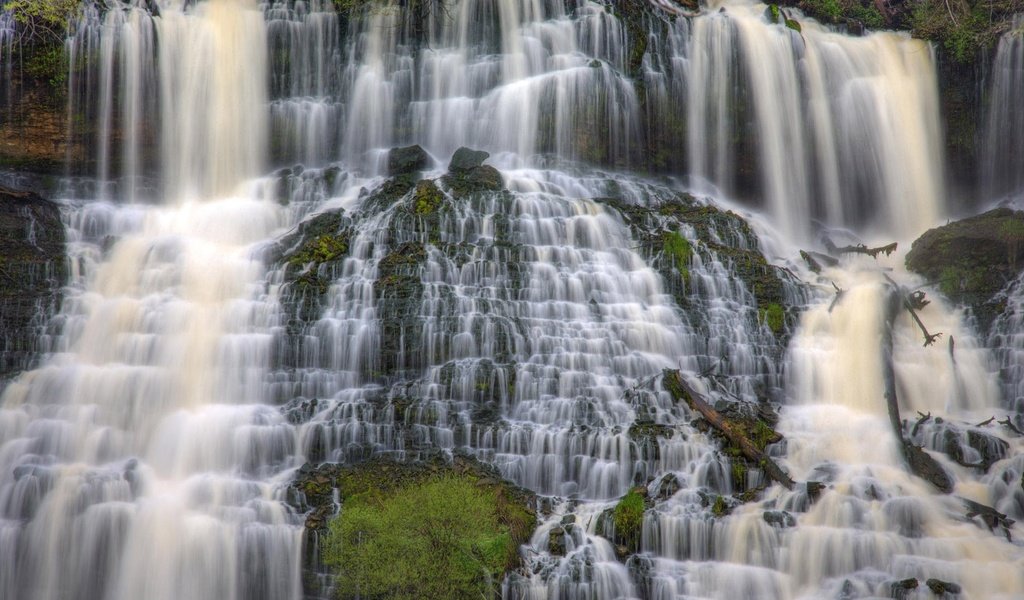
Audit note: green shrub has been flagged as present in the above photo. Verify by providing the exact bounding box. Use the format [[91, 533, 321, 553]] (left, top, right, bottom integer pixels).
[[759, 302, 785, 335], [612, 488, 645, 547], [323, 476, 516, 599]]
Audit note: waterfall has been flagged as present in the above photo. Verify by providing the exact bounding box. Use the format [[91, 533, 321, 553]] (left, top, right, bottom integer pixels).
[[983, 17, 1024, 200], [1, 0, 1022, 599]]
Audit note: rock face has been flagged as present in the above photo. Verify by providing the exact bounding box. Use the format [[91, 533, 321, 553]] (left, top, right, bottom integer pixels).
[[0, 186, 66, 382], [906, 208, 1024, 330]]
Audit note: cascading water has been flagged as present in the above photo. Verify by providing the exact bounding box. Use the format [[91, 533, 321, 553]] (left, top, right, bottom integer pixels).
[[1, 0, 1022, 599], [983, 16, 1024, 200]]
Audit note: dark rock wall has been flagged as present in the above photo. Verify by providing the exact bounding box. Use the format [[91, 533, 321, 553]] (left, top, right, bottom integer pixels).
[[0, 186, 65, 383]]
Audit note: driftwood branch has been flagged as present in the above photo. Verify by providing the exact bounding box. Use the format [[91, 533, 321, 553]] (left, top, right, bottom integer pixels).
[[999, 417, 1024, 436], [663, 370, 795, 490], [823, 237, 898, 259], [881, 287, 954, 493], [911, 411, 932, 437], [884, 274, 942, 346], [828, 281, 845, 314]]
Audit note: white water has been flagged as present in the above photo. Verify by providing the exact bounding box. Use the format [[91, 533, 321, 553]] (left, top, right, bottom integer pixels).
[[1, 0, 1022, 599], [983, 17, 1024, 199]]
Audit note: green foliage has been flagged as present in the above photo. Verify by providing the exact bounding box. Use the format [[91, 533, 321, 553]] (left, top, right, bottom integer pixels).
[[613, 488, 645, 546], [23, 44, 67, 90], [2, 0, 79, 43], [661, 230, 692, 283], [798, 0, 884, 29], [767, 4, 781, 23], [413, 180, 443, 215], [759, 302, 785, 335], [711, 495, 729, 517], [323, 476, 516, 600], [910, 0, 1000, 64]]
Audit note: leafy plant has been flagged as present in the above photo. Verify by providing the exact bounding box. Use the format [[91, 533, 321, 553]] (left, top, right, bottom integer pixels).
[[612, 488, 645, 548], [2, 0, 79, 44], [323, 476, 516, 599]]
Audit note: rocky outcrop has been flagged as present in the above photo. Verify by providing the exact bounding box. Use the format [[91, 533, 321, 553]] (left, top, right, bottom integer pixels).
[[0, 186, 65, 382], [906, 208, 1024, 331]]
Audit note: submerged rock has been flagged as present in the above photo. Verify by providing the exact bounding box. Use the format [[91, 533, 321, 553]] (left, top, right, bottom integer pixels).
[[0, 186, 66, 382], [906, 208, 1024, 331]]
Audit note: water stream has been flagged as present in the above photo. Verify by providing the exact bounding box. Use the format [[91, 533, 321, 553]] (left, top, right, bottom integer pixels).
[[1, 0, 1022, 598]]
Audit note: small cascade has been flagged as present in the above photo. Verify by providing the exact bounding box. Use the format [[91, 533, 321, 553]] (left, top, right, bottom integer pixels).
[[677, 4, 944, 239], [0, 10, 14, 109], [983, 17, 1024, 199], [69, 0, 268, 201]]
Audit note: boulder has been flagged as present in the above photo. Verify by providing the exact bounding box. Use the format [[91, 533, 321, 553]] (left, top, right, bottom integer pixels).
[[906, 208, 1024, 331], [387, 144, 430, 176], [448, 147, 490, 172]]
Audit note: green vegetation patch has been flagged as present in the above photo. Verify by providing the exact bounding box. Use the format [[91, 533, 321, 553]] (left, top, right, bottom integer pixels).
[[758, 302, 785, 335], [320, 458, 535, 600], [413, 179, 443, 215], [612, 487, 646, 548]]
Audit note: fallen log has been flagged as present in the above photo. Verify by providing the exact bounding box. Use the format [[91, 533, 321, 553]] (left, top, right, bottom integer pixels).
[[663, 369, 795, 490], [882, 286, 954, 493], [823, 237, 899, 259]]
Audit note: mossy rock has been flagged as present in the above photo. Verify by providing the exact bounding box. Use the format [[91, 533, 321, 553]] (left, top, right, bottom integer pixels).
[[298, 454, 535, 600], [442, 165, 504, 196], [274, 209, 353, 326], [387, 144, 430, 176], [412, 179, 443, 215], [609, 487, 648, 555], [906, 208, 1024, 331]]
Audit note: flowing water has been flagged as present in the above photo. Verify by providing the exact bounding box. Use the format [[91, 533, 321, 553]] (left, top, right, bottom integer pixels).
[[1, 1, 1022, 599]]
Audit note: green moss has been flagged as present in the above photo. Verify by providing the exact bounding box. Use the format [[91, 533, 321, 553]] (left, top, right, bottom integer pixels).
[[661, 230, 692, 282], [758, 302, 785, 335], [288, 234, 348, 268], [731, 461, 747, 487], [323, 473, 526, 599], [711, 495, 730, 517], [613, 488, 646, 547], [413, 179, 443, 215]]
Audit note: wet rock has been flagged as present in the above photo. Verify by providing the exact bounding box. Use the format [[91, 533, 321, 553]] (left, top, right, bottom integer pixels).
[[654, 473, 681, 501], [442, 164, 504, 195], [448, 147, 490, 172], [938, 426, 1009, 471], [0, 186, 66, 382], [762, 510, 796, 528], [387, 144, 430, 176], [906, 208, 1024, 332], [548, 527, 567, 556], [890, 577, 918, 599], [925, 578, 962, 595]]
